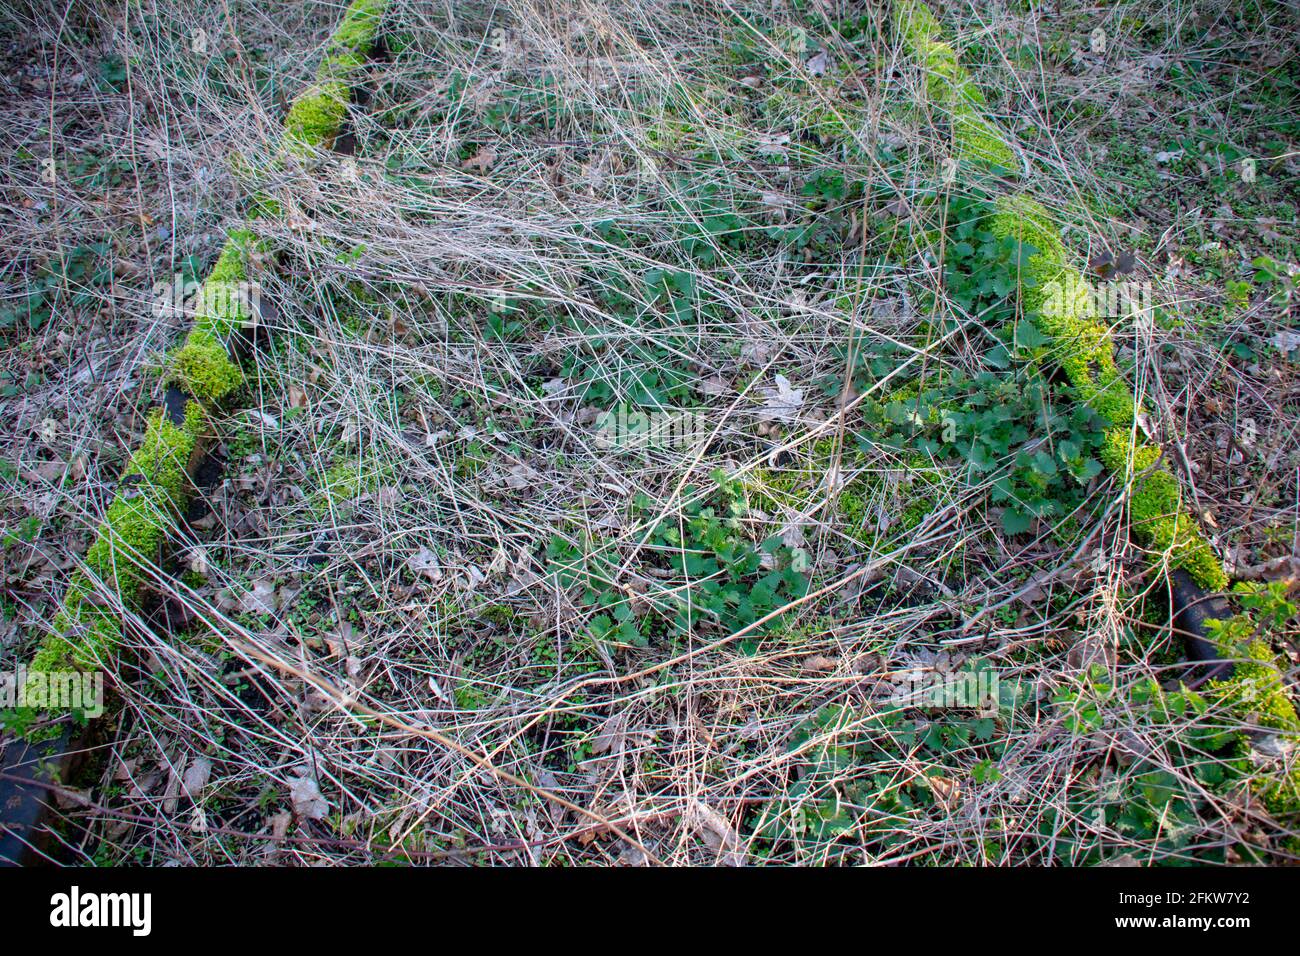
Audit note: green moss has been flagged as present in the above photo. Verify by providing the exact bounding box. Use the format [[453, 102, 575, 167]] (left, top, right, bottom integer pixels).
[[1202, 593, 1300, 820], [283, 0, 387, 151], [326, 0, 386, 56], [320, 49, 366, 82], [284, 81, 350, 151], [206, 230, 253, 285], [897, 471, 944, 533], [748, 437, 842, 505], [40, 589, 121, 672], [11, 407, 205, 725], [746, 432, 944, 553], [1097, 428, 1228, 590], [952, 111, 1018, 170], [893, 0, 943, 47], [83, 403, 206, 605], [1153, 515, 1229, 591], [1209, 641, 1300, 819], [3, 575, 121, 730], [987, 198, 1133, 427], [283, 0, 386, 143], [985, 196, 1226, 590], [172, 330, 243, 403], [893, 0, 1017, 172], [1227, 640, 1300, 731], [191, 230, 257, 342], [11, 1, 392, 731]]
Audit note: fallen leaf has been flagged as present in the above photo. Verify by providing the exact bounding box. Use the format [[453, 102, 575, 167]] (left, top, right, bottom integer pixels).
[[687, 801, 745, 866], [739, 338, 775, 366], [270, 811, 292, 840], [698, 374, 729, 396], [759, 373, 804, 423], [407, 546, 443, 581], [504, 462, 541, 490], [289, 775, 329, 820], [591, 710, 629, 755], [1271, 329, 1300, 354], [756, 132, 790, 158], [241, 578, 278, 616], [185, 546, 209, 576], [462, 146, 497, 172], [928, 774, 960, 809], [181, 757, 212, 798]]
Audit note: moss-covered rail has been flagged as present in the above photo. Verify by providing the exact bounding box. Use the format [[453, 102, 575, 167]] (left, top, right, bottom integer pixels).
[[891, 0, 1299, 820], [3, 0, 388, 734]]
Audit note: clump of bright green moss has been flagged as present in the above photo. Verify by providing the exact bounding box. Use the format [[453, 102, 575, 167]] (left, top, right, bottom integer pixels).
[[893, 0, 1018, 172], [284, 81, 350, 151], [988, 196, 1135, 428], [169, 227, 258, 402], [172, 331, 243, 403], [1096, 429, 1229, 591], [326, 0, 386, 58], [35, 582, 120, 674], [193, 229, 256, 334], [283, 0, 388, 153], [13, 400, 206, 728], [205, 229, 253, 284], [82, 401, 207, 604]]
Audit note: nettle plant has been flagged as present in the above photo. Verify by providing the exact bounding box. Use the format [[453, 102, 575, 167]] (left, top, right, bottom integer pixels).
[[862, 369, 1107, 537], [848, 187, 1112, 538], [1040, 582, 1299, 862], [1, 242, 111, 333], [640, 473, 810, 647], [546, 472, 809, 651], [1047, 667, 1270, 864], [754, 667, 1013, 859]]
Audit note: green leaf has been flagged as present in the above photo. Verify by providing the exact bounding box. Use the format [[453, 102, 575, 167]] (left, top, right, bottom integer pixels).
[[1002, 508, 1033, 536]]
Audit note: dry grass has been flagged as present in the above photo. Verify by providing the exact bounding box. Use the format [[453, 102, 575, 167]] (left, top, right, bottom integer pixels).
[[2, 0, 1298, 865]]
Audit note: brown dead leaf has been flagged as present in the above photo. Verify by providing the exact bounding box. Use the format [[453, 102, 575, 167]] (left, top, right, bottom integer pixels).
[[686, 801, 745, 866], [928, 774, 960, 810], [591, 710, 629, 756], [181, 756, 212, 798], [407, 546, 443, 581], [241, 578, 278, 616], [289, 775, 329, 820], [802, 654, 836, 672], [461, 146, 497, 172]]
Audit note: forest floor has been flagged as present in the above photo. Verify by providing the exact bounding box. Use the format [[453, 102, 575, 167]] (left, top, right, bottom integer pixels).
[[1, 0, 1298, 865]]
